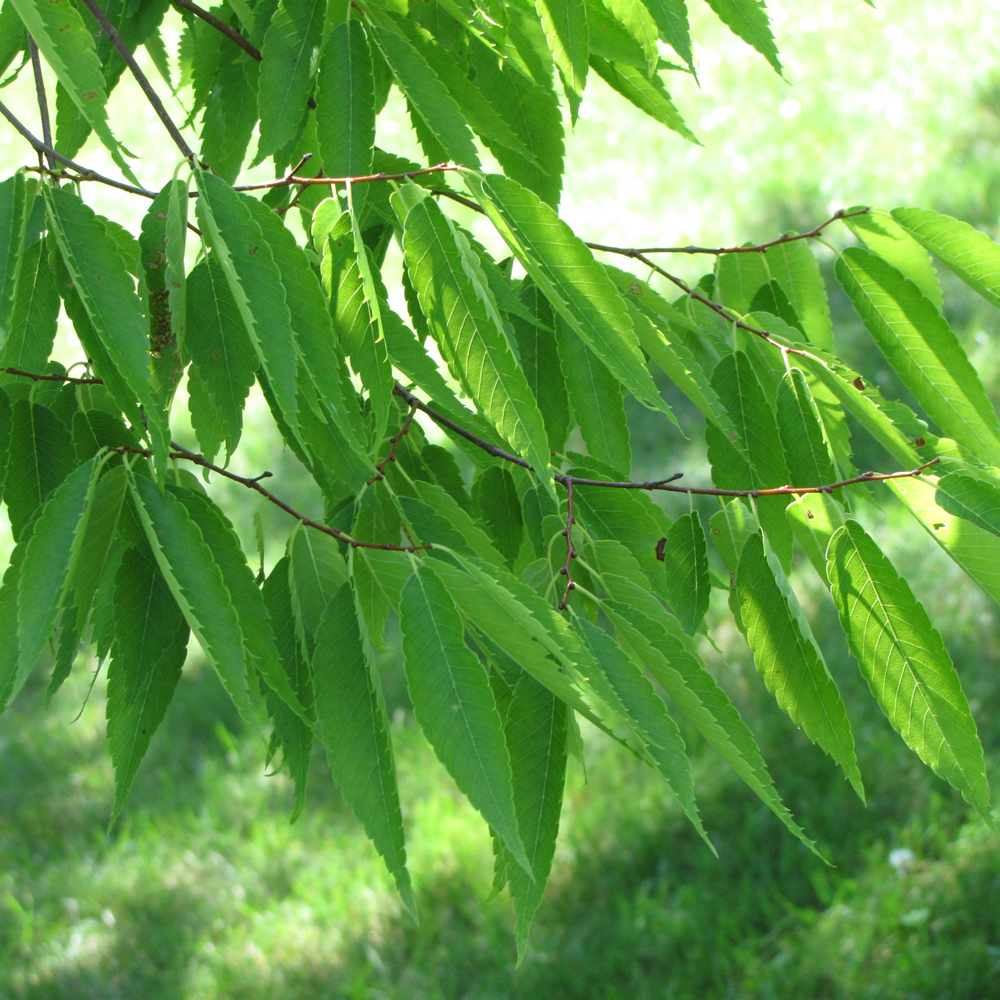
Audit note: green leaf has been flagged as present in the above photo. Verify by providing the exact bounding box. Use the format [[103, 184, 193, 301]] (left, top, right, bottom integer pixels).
[[0, 172, 26, 338], [399, 562, 529, 872], [499, 673, 567, 963], [408, 481, 502, 567], [107, 546, 188, 826], [601, 0, 659, 75], [709, 496, 754, 572], [5, 399, 75, 540], [847, 210, 943, 313], [10, 0, 137, 183], [891, 475, 1000, 609], [556, 311, 631, 476], [599, 581, 817, 852], [370, 23, 480, 167], [313, 581, 416, 918], [577, 617, 707, 841], [194, 168, 301, 445], [509, 280, 570, 453], [466, 36, 564, 208], [827, 519, 991, 823], [17, 458, 97, 679], [764, 239, 833, 350], [242, 196, 372, 487], [44, 186, 165, 452], [261, 557, 313, 819], [890, 207, 1000, 311], [184, 255, 257, 462], [256, 0, 325, 160], [472, 467, 524, 567], [0, 2, 26, 78], [396, 190, 553, 484], [660, 512, 710, 634], [174, 486, 308, 721], [534, 0, 588, 115], [934, 472, 1000, 537], [639, 0, 692, 67], [706, 351, 794, 569], [65, 463, 127, 633], [736, 532, 864, 799], [199, 43, 259, 184], [702, 0, 781, 74], [129, 472, 259, 730], [288, 523, 348, 651], [0, 521, 32, 712], [785, 492, 845, 586], [836, 247, 1000, 466], [467, 173, 667, 415], [589, 56, 697, 143], [0, 237, 59, 382], [316, 18, 375, 185], [776, 367, 836, 487]]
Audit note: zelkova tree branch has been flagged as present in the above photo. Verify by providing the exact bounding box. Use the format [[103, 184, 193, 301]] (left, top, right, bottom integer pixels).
[[26, 36, 54, 171], [0, 369, 939, 562], [170, 0, 263, 63]]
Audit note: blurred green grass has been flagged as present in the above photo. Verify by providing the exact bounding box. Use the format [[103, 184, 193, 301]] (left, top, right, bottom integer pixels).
[[2, 0, 1000, 995]]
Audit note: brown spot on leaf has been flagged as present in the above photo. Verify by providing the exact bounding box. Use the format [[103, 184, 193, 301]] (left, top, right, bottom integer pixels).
[[915, 437, 926, 447], [853, 377, 865, 391], [249, 246, 258, 254], [655, 537, 666, 562]]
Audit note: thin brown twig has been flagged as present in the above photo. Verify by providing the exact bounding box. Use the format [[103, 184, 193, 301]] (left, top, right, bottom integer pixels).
[[1, 367, 103, 384], [370, 403, 418, 482], [77, 0, 195, 160], [171, 0, 263, 62], [231, 163, 462, 192], [585, 208, 869, 256], [115, 442, 432, 552], [558, 480, 577, 610], [26, 36, 55, 171], [0, 101, 158, 197]]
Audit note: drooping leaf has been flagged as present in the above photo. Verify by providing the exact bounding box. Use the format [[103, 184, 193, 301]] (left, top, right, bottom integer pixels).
[[107, 546, 188, 826], [836, 247, 1000, 466], [534, 0, 588, 115], [129, 472, 259, 730], [194, 167, 301, 445], [199, 42, 259, 184], [934, 472, 1000, 537], [288, 522, 348, 652], [44, 186, 166, 452], [467, 36, 565, 208], [260, 557, 313, 819], [256, 0, 325, 160], [847, 209, 943, 312], [776, 367, 837, 487], [706, 351, 794, 569], [785, 491, 845, 586], [0, 172, 26, 339], [702, 0, 781, 74], [891, 207, 1000, 311], [0, 237, 59, 380], [577, 617, 708, 841], [827, 519, 991, 823], [370, 22, 480, 167], [764, 238, 833, 350], [174, 485, 307, 720], [508, 280, 570, 453], [399, 562, 529, 872], [184, 255, 257, 462], [638, 0, 692, 67], [736, 532, 864, 799], [313, 581, 416, 917], [467, 173, 667, 415], [498, 672, 567, 963], [589, 57, 697, 143], [555, 312, 631, 476], [5, 399, 75, 540], [396, 188, 553, 484], [660, 512, 710, 634], [472, 466, 524, 567], [17, 458, 97, 679]]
